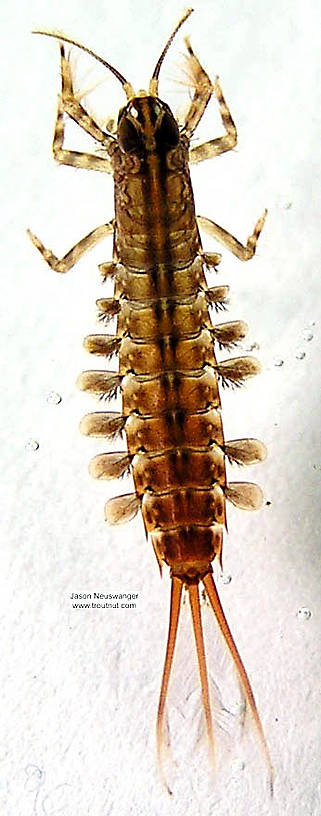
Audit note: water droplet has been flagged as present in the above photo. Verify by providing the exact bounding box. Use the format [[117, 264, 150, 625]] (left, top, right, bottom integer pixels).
[[297, 606, 311, 621], [220, 572, 232, 585], [231, 759, 243, 775], [277, 196, 293, 210], [273, 357, 284, 367], [295, 349, 306, 360], [302, 329, 313, 342], [46, 391, 62, 405], [25, 439, 39, 452]]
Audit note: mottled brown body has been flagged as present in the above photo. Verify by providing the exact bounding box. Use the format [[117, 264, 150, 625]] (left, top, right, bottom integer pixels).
[[106, 113, 222, 581], [29, 11, 273, 793]]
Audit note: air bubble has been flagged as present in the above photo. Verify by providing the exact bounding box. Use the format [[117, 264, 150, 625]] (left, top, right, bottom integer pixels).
[[46, 391, 62, 405], [273, 358, 284, 367], [277, 196, 293, 210], [220, 572, 232, 585], [302, 329, 313, 342], [295, 349, 306, 360], [297, 606, 311, 621], [231, 759, 245, 774], [25, 439, 39, 452]]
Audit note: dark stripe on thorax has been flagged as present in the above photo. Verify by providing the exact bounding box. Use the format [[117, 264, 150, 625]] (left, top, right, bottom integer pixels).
[[140, 98, 173, 272]]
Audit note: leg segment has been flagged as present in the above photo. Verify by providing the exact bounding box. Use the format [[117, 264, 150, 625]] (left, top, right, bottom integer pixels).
[[53, 45, 113, 174], [27, 221, 114, 273], [182, 40, 237, 164], [181, 39, 213, 138], [197, 210, 267, 262]]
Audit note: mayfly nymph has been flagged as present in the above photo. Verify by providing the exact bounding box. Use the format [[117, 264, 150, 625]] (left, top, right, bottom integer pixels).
[[28, 8, 273, 793]]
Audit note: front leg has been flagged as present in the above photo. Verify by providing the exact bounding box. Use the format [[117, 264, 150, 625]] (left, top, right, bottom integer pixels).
[[181, 40, 237, 164], [181, 39, 213, 139], [53, 45, 114, 173], [198, 210, 267, 262]]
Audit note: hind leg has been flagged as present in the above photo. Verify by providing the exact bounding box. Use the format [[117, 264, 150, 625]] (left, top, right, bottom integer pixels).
[[197, 210, 267, 262]]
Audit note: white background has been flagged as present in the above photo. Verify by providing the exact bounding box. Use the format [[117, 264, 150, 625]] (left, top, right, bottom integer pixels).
[[2, 0, 321, 813]]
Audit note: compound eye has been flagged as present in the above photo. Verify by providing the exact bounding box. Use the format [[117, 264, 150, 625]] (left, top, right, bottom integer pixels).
[[155, 110, 180, 150], [118, 116, 143, 155]]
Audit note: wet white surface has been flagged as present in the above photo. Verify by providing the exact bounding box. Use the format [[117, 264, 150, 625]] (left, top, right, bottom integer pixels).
[[2, 0, 321, 813]]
